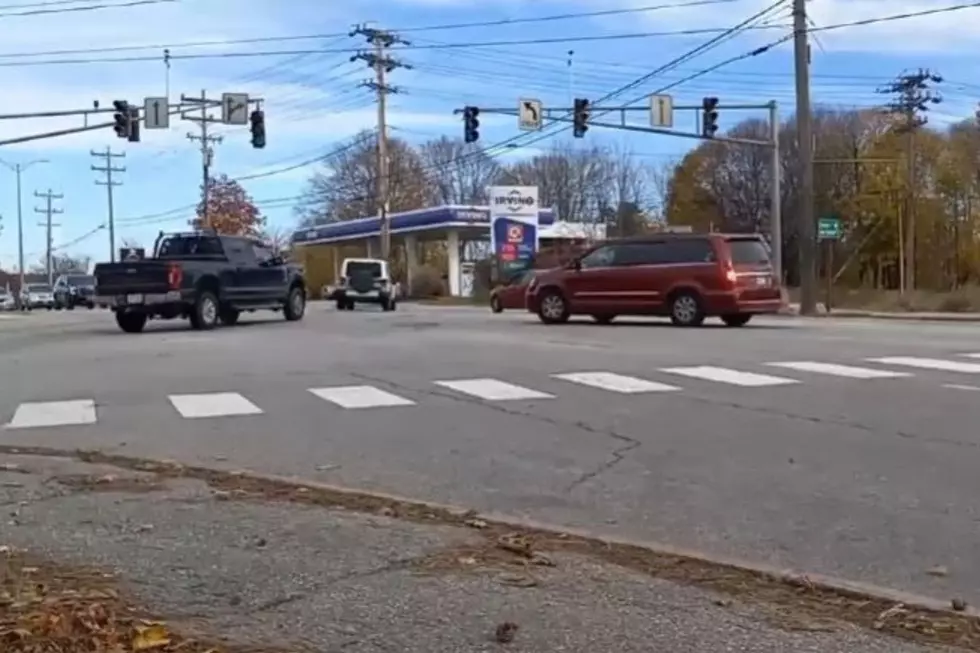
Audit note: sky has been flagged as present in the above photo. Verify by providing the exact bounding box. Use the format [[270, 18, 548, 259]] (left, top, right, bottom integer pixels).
[[1, 0, 979, 271]]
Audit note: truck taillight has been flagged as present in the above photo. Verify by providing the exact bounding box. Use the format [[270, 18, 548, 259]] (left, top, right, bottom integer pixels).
[[166, 263, 183, 290]]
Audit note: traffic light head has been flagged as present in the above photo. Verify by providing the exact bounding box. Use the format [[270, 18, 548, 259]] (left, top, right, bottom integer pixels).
[[112, 100, 130, 139], [250, 109, 266, 149], [701, 96, 719, 138], [463, 106, 480, 143], [573, 98, 590, 138]]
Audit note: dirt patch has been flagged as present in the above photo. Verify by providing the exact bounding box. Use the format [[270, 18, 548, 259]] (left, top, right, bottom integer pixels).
[[3, 445, 980, 651], [0, 547, 269, 653], [49, 473, 167, 493]]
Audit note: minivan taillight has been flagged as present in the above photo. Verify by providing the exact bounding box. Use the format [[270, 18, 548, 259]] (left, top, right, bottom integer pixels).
[[723, 264, 737, 286], [166, 263, 183, 290]]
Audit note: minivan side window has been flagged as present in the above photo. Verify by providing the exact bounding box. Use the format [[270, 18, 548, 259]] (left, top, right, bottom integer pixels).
[[662, 239, 716, 264], [614, 242, 667, 266], [578, 245, 617, 269]]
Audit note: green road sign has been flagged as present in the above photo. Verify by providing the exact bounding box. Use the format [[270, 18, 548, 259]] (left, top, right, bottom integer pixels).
[[818, 216, 841, 240]]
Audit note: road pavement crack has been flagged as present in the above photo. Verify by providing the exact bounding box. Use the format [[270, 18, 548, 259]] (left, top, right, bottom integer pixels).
[[347, 372, 642, 490]]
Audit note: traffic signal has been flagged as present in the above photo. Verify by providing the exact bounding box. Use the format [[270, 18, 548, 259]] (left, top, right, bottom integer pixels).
[[463, 106, 479, 143], [250, 109, 266, 149], [127, 106, 140, 142], [701, 97, 719, 138], [573, 98, 590, 138], [112, 100, 131, 139]]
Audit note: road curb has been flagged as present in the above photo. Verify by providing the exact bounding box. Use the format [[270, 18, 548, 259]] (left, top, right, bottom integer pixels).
[[237, 469, 975, 619], [779, 308, 980, 322]]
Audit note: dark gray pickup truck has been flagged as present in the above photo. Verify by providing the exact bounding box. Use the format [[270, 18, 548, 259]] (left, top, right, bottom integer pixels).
[[93, 231, 306, 333]]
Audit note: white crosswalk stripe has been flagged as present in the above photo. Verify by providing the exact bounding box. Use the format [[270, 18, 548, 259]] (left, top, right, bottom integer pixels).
[[660, 366, 798, 387], [5, 399, 96, 429], [434, 378, 553, 401], [310, 385, 415, 409], [766, 361, 910, 379], [168, 392, 263, 419], [868, 356, 980, 373], [553, 371, 680, 393]]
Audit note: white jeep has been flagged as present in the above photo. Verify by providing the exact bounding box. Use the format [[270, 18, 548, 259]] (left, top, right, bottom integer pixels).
[[327, 258, 398, 311]]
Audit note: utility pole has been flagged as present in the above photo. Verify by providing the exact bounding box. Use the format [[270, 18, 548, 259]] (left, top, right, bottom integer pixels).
[[793, 0, 817, 314], [182, 90, 224, 229], [877, 69, 942, 294], [34, 189, 63, 286], [91, 147, 125, 262], [0, 158, 47, 303], [350, 25, 412, 262]]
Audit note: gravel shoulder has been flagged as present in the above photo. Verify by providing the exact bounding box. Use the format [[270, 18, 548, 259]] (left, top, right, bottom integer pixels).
[[1, 453, 973, 653]]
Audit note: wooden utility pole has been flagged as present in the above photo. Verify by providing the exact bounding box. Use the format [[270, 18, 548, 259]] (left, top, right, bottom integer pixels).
[[877, 69, 943, 294], [91, 147, 125, 261], [792, 0, 817, 314], [350, 25, 411, 262], [34, 189, 63, 285], [182, 90, 224, 229]]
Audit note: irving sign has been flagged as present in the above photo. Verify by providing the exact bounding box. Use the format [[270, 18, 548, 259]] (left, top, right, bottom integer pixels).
[[488, 186, 540, 277]]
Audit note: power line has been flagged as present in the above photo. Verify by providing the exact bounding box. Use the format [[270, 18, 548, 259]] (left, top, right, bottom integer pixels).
[[0, 0, 172, 18]]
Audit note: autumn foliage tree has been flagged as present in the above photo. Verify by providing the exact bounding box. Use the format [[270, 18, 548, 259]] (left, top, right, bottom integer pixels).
[[192, 174, 265, 236]]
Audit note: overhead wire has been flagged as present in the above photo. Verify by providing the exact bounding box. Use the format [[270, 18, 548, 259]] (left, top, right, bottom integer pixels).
[[0, 0, 172, 17]]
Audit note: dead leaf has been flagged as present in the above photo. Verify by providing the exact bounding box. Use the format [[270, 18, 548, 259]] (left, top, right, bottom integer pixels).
[[494, 621, 518, 643], [529, 553, 555, 567], [458, 556, 477, 566], [132, 623, 172, 650], [497, 533, 533, 557], [873, 603, 908, 629]]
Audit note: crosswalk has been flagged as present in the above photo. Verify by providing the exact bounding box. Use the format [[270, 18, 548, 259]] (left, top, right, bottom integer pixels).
[[6, 352, 980, 429]]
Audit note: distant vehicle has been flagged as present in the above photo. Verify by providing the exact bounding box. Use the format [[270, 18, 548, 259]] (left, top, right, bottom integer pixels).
[[21, 283, 55, 310], [93, 230, 307, 333], [490, 269, 537, 313], [327, 258, 398, 311], [525, 233, 783, 327], [53, 273, 96, 309], [0, 288, 15, 311]]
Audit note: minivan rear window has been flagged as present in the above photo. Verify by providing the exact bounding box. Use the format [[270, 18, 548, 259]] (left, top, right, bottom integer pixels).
[[726, 238, 771, 265]]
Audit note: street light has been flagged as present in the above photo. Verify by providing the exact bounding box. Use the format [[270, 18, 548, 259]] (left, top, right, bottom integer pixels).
[[0, 158, 49, 305]]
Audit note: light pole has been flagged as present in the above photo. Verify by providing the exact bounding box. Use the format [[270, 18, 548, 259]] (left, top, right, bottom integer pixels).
[[0, 158, 48, 304]]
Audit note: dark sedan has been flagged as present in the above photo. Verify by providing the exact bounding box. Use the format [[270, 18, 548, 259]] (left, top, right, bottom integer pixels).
[[489, 269, 536, 313]]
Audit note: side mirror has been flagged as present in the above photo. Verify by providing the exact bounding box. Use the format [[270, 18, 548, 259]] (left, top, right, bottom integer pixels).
[[568, 259, 581, 271]]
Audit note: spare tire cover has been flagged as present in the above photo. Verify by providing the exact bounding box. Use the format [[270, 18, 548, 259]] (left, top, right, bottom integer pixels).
[[349, 270, 375, 293]]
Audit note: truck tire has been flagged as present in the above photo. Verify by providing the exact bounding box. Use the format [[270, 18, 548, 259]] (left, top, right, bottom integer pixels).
[[115, 311, 147, 333], [284, 285, 306, 321], [190, 291, 219, 330]]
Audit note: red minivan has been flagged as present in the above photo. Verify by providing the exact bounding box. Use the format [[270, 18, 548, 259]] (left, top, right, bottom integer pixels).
[[525, 233, 783, 326]]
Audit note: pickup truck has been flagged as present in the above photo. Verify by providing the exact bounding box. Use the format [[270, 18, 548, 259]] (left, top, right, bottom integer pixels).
[[93, 231, 307, 333]]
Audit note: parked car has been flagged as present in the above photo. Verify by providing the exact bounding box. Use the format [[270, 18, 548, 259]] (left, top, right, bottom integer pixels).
[[53, 273, 96, 309], [21, 283, 55, 310], [490, 269, 537, 313], [525, 233, 783, 327], [93, 230, 307, 333], [327, 258, 398, 311], [0, 288, 15, 311]]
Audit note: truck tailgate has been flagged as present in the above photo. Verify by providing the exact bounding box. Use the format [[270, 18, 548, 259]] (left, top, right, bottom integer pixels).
[[94, 261, 172, 294]]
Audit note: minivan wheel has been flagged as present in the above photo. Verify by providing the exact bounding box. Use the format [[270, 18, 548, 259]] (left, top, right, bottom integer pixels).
[[490, 295, 503, 313], [722, 314, 752, 327], [537, 289, 570, 324], [668, 291, 705, 327]]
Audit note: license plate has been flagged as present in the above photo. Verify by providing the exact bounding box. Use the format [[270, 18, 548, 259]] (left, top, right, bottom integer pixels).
[[756, 277, 769, 287], [126, 293, 144, 304]]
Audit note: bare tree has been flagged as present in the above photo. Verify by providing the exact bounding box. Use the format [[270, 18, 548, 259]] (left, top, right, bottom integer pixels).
[[418, 136, 501, 205], [296, 131, 429, 225], [260, 225, 292, 254]]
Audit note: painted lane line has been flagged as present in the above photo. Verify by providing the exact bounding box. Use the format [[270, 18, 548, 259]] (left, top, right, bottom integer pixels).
[[766, 361, 910, 379], [168, 392, 263, 419], [5, 399, 97, 429], [659, 366, 798, 387], [869, 356, 980, 374], [943, 384, 980, 391], [553, 371, 680, 393], [309, 385, 415, 409], [434, 378, 554, 401]]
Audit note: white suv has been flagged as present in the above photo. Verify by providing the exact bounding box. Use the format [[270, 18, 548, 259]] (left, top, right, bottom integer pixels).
[[327, 258, 398, 311]]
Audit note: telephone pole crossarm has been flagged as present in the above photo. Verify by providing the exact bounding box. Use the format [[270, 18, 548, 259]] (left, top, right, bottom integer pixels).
[[91, 147, 126, 262]]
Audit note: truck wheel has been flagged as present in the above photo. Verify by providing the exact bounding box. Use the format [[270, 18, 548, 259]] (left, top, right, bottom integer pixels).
[[115, 311, 147, 334], [190, 291, 219, 330], [284, 286, 306, 321], [219, 308, 240, 326]]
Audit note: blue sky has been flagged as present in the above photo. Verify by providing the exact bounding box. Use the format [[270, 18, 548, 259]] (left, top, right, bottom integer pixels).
[[1, 0, 979, 271]]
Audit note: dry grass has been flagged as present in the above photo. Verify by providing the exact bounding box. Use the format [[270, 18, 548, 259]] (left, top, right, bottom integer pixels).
[[787, 286, 980, 313]]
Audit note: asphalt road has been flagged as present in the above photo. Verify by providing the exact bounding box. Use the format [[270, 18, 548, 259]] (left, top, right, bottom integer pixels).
[[3, 304, 980, 606]]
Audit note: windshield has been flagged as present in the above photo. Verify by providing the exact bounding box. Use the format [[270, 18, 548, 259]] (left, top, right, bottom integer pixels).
[[156, 235, 224, 258], [345, 261, 383, 278], [726, 238, 771, 265], [67, 275, 95, 286], [27, 284, 52, 292]]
